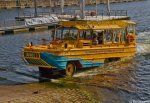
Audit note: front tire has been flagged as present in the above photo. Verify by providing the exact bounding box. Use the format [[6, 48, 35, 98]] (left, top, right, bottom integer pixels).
[[39, 67, 52, 82], [66, 63, 75, 77]]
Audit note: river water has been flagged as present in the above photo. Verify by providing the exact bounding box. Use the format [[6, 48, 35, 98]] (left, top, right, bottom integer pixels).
[[0, 0, 150, 102]]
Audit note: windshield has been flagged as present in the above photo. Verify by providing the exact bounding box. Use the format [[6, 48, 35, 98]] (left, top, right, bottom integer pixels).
[[56, 27, 78, 40]]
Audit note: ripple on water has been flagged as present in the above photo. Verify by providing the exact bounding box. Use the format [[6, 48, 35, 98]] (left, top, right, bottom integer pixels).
[[0, 31, 51, 83], [133, 53, 150, 102]]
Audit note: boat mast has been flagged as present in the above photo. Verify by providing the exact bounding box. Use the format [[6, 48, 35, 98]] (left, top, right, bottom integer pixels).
[[49, 0, 51, 15], [17, 0, 20, 17], [60, 0, 64, 14], [79, 0, 85, 19], [106, 0, 110, 15], [95, 0, 97, 18], [34, 0, 37, 17]]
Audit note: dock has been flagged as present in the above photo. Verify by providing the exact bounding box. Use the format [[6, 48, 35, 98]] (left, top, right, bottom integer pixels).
[[0, 15, 60, 35], [0, 20, 57, 35], [0, 17, 130, 35], [0, 24, 55, 35], [0, 10, 130, 35]]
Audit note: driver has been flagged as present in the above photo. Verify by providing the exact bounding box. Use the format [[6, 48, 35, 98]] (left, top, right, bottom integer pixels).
[[64, 32, 70, 39]]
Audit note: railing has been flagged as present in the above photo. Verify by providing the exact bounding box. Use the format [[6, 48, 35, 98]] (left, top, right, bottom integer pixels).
[[16, 9, 128, 21]]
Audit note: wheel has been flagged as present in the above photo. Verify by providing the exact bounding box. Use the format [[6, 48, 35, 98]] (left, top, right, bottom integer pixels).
[[104, 58, 121, 64], [38, 67, 52, 82], [66, 63, 75, 77]]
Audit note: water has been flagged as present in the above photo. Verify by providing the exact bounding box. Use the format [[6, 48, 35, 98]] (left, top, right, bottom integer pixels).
[[0, 0, 150, 102], [0, 31, 52, 83]]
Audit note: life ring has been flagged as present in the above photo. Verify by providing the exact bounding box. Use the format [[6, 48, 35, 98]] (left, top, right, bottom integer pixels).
[[126, 34, 134, 43]]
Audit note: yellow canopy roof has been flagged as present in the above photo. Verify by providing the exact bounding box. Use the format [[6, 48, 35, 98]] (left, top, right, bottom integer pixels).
[[60, 20, 136, 30]]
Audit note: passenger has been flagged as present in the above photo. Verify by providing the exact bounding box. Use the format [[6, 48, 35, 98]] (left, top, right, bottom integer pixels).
[[97, 32, 103, 44], [70, 33, 77, 39], [92, 33, 98, 45], [105, 30, 112, 42], [117, 33, 122, 43], [83, 31, 86, 39], [51, 30, 55, 40], [64, 32, 70, 39], [74, 34, 77, 39]]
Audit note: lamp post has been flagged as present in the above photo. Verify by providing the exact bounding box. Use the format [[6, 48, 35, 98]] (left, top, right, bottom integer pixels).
[[95, 0, 97, 18]]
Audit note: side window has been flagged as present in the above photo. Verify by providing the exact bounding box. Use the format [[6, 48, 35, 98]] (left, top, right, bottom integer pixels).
[[113, 30, 126, 43], [79, 30, 92, 40], [113, 30, 117, 42], [56, 28, 79, 40], [63, 28, 70, 39], [56, 29, 62, 39], [127, 25, 135, 33], [85, 31, 92, 40], [70, 28, 78, 39], [121, 29, 126, 42], [104, 30, 113, 43], [97, 31, 103, 44], [79, 31, 84, 39], [126, 25, 135, 38]]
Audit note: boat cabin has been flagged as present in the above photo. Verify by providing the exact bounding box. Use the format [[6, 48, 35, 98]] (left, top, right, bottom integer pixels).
[[50, 20, 136, 49]]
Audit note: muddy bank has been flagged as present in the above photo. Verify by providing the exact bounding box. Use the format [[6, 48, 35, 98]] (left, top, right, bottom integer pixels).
[[0, 58, 136, 103]]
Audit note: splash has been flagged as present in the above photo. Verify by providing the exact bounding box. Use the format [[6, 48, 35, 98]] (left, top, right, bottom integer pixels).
[[137, 31, 150, 54]]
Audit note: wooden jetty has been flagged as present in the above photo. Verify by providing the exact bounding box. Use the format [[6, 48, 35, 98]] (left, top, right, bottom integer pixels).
[[0, 24, 55, 35]]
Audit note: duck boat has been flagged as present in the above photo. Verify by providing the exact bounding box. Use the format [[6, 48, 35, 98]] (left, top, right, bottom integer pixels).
[[21, 18, 136, 77], [21, 0, 136, 78]]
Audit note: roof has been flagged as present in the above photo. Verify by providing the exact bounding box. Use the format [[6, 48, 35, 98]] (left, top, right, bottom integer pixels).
[[60, 20, 136, 30]]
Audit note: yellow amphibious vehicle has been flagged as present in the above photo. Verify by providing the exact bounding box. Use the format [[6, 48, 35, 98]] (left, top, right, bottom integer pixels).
[[22, 19, 136, 77]]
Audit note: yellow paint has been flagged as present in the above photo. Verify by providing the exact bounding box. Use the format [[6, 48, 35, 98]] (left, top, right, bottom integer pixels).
[[60, 20, 136, 30]]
